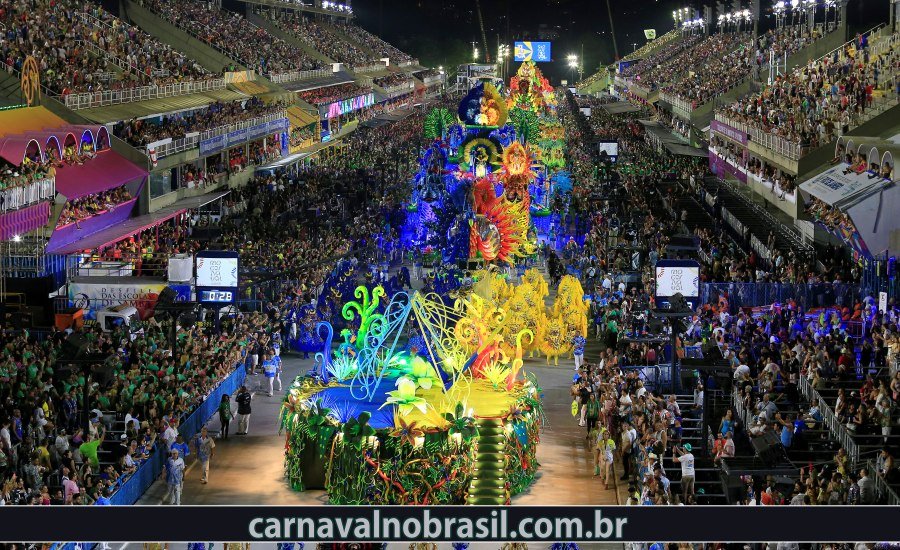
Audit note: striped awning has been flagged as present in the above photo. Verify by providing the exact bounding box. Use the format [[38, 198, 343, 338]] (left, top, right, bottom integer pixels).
[[287, 105, 319, 127], [0, 201, 51, 241]]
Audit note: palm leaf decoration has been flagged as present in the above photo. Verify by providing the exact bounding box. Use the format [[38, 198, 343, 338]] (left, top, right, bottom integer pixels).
[[308, 399, 337, 456], [424, 107, 457, 140], [509, 108, 540, 145], [341, 411, 376, 448], [442, 402, 478, 442]]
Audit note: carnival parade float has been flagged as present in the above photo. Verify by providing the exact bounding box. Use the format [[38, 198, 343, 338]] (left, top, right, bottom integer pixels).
[[280, 67, 586, 506]]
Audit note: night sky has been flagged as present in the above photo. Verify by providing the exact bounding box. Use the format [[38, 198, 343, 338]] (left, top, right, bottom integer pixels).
[[351, 0, 885, 83]]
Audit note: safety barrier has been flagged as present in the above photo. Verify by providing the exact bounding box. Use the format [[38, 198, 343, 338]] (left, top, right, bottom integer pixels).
[[353, 63, 385, 74], [149, 110, 287, 159], [700, 281, 860, 309], [62, 78, 226, 110], [109, 363, 247, 505], [397, 59, 419, 68], [867, 458, 900, 505], [268, 68, 332, 84], [383, 81, 415, 98], [798, 375, 860, 468], [0, 178, 55, 213]]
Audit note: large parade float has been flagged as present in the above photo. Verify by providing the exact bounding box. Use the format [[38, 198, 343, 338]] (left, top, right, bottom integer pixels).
[[280, 64, 586, 505]]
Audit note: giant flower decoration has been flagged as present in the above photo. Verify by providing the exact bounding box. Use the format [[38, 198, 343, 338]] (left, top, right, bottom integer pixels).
[[381, 376, 429, 416], [389, 418, 425, 447]]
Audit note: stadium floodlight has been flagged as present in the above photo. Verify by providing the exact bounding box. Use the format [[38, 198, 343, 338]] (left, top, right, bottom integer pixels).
[[742, 9, 750, 19], [790, 0, 800, 8], [12, 234, 21, 242], [774, 0, 786, 13]]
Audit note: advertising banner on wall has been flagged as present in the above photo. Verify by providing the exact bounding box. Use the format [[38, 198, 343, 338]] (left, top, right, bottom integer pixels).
[[198, 118, 290, 157], [67, 279, 191, 318], [709, 149, 748, 184], [710, 120, 748, 145], [319, 93, 376, 119]]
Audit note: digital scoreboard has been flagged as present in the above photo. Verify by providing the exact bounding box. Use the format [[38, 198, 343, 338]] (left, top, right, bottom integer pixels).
[[196, 251, 239, 306]]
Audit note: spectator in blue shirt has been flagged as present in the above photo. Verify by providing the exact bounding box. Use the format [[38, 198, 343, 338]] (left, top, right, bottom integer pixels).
[[170, 434, 190, 460], [94, 488, 111, 505]]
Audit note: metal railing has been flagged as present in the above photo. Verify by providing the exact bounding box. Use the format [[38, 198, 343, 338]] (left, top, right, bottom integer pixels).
[[700, 281, 860, 309], [149, 110, 287, 159], [0, 178, 55, 213], [660, 91, 695, 114], [867, 458, 900, 505], [76, 38, 133, 75], [62, 78, 226, 110], [799, 375, 860, 468], [352, 63, 384, 74], [75, 11, 177, 79], [397, 59, 418, 68], [268, 68, 332, 84], [382, 81, 415, 97], [713, 24, 898, 162]]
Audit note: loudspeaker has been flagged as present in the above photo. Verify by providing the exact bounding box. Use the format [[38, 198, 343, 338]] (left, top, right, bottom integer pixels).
[[157, 287, 178, 308], [751, 430, 784, 467], [701, 341, 724, 361], [62, 333, 90, 358], [669, 293, 690, 313], [178, 313, 198, 329]]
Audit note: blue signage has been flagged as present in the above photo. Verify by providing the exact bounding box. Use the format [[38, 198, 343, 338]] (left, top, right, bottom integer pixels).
[[198, 118, 290, 157], [514, 41, 552, 62]]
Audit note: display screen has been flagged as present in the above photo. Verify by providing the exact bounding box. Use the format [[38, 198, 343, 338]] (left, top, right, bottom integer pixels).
[[597, 141, 618, 159], [655, 265, 700, 297], [199, 290, 234, 303], [514, 41, 552, 62], [196, 255, 238, 288]]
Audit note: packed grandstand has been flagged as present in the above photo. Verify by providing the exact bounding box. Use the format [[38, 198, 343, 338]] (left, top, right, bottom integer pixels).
[[0, 0, 897, 527]]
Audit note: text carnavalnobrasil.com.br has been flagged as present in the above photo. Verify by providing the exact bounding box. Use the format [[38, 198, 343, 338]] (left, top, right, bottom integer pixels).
[[249, 509, 629, 541]]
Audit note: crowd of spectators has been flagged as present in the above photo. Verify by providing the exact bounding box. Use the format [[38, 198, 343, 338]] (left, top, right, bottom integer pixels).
[[82, 3, 208, 82], [297, 82, 371, 105], [0, 309, 279, 505], [0, 100, 432, 507], [660, 32, 753, 103], [557, 88, 900, 506], [618, 35, 704, 88], [144, 0, 323, 76], [112, 98, 284, 147], [718, 31, 899, 152], [333, 20, 413, 64], [664, 26, 829, 106], [1, 0, 209, 97], [56, 186, 133, 228], [0, 160, 56, 213], [272, 15, 372, 67], [373, 73, 413, 90]]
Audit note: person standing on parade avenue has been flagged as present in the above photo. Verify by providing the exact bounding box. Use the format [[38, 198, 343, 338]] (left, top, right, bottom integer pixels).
[[218, 393, 233, 439], [273, 346, 283, 393], [263, 352, 277, 397], [164, 448, 185, 505], [572, 330, 586, 370], [193, 427, 216, 484], [235, 386, 252, 435]]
